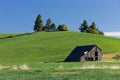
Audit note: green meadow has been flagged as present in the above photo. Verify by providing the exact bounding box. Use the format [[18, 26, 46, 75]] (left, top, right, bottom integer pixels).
[[0, 31, 120, 63], [0, 31, 120, 80], [0, 62, 120, 80]]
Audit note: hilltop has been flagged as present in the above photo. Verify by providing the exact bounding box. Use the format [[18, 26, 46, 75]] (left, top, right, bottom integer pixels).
[[0, 31, 120, 63]]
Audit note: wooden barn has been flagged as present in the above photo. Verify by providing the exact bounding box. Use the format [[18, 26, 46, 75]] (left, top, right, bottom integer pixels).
[[64, 45, 102, 62]]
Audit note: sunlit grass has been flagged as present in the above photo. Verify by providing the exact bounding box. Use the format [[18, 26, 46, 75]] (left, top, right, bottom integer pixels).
[[0, 62, 120, 80], [0, 31, 120, 63]]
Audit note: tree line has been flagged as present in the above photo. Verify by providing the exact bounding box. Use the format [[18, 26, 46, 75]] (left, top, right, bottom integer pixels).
[[79, 20, 104, 35], [33, 14, 104, 35], [33, 14, 68, 32]]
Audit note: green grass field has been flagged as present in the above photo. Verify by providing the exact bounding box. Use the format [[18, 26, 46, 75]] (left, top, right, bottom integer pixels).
[[0, 31, 120, 80], [0, 31, 120, 63], [0, 62, 120, 80]]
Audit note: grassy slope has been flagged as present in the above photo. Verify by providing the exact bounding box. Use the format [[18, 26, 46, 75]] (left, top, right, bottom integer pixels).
[[0, 31, 120, 63], [0, 34, 12, 37]]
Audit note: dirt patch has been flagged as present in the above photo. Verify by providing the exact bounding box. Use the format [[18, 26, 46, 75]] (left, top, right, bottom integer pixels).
[[0, 64, 29, 70], [81, 65, 120, 69], [102, 53, 120, 61]]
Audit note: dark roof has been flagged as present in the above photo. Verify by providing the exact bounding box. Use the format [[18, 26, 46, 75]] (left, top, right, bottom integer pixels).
[[64, 45, 101, 62]]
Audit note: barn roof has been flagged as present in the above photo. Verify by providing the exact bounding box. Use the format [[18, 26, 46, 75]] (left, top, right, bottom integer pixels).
[[64, 45, 101, 62]]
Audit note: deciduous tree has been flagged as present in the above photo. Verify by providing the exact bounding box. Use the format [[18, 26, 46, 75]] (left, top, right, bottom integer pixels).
[[57, 24, 68, 31]]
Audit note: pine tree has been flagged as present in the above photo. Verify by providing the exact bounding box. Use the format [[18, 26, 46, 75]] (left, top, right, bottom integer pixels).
[[44, 18, 57, 32], [51, 23, 56, 31], [89, 22, 96, 29], [87, 22, 99, 34], [44, 18, 52, 32], [34, 14, 43, 32], [87, 22, 104, 35], [79, 20, 89, 32], [46, 18, 52, 27]]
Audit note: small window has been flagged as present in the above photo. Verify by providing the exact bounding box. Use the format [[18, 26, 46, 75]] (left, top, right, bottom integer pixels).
[[85, 57, 88, 61], [95, 57, 98, 61], [87, 57, 94, 61], [95, 51, 98, 56]]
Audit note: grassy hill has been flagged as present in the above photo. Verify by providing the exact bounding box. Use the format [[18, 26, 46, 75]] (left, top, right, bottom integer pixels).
[[0, 31, 120, 63]]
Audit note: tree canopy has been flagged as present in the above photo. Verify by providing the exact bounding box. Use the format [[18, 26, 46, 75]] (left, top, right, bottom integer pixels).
[[33, 14, 69, 32], [44, 18, 57, 32], [79, 20, 89, 32], [57, 24, 68, 31], [33, 14, 43, 32], [33, 14, 104, 35], [79, 20, 104, 35]]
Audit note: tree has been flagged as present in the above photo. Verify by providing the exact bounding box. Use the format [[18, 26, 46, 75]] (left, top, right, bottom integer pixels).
[[99, 31, 104, 35], [89, 22, 97, 29], [79, 20, 89, 32], [87, 22, 99, 34], [51, 23, 57, 31], [34, 14, 43, 32], [87, 27, 99, 34], [79, 20, 104, 35], [45, 18, 52, 30], [44, 18, 57, 32], [87, 22, 104, 35], [57, 24, 68, 31]]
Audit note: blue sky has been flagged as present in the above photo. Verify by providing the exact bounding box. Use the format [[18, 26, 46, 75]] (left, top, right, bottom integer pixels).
[[0, 0, 120, 35]]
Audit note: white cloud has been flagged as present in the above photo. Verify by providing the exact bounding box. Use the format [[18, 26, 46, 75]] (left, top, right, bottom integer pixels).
[[104, 32, 120, 37]]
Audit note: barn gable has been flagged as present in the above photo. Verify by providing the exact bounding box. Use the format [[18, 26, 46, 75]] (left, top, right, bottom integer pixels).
[[64, 45, 102, 62]]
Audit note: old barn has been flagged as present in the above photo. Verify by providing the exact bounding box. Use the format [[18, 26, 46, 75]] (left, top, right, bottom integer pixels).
[[64, 45, 102, 62]]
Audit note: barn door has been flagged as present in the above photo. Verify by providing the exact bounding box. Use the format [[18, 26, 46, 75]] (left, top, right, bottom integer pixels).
[[95, 51, 98, 61]]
